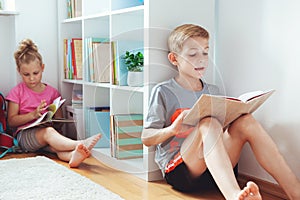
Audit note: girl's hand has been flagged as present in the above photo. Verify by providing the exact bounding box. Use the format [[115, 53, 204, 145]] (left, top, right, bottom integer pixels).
[[33, 100, 47, 119]]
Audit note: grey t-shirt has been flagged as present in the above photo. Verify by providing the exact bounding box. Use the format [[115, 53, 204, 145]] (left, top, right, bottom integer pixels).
[[144, 78, 220, 176]]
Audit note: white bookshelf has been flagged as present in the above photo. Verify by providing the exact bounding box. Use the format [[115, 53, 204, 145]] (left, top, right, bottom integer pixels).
[[0, 10, 19, 15], [57, 0, 215, 181]]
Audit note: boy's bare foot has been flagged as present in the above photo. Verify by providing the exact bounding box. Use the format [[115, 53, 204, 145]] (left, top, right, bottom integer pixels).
[[238, 181, 262, 200], [69, 143, 90, 168], [83, 134, 102, 150]]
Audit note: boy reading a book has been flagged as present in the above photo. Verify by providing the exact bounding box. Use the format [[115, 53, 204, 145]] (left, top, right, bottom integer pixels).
[[6, 39, 101, 168], [142, 24, 300, 199]]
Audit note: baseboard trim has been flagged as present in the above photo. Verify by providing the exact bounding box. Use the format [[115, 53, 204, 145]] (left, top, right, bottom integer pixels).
[[238, 173, 288, 199]]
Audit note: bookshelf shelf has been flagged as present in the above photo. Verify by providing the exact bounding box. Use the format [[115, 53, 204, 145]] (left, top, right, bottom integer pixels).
[[0, 10, 19, 15], [110, 5, 144, 16], [84, 82, 111, 89], [82, 11, 110, 20], [110, 85, 144, 93], [63, 79, 84, 84], [57, 0, 214, 182], [62, 17, 82, 24]]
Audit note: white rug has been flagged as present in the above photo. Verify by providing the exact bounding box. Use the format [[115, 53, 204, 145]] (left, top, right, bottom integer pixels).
[[0, 156, 124, 200]]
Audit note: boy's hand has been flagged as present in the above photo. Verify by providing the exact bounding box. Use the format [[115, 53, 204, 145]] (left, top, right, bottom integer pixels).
[[170, 109, 194, 137], [32, 100, 47, 119]]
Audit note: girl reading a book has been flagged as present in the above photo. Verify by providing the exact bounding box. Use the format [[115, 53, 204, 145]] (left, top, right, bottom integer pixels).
[[6, 39, 101, 167], [142, 24, 300, 199]]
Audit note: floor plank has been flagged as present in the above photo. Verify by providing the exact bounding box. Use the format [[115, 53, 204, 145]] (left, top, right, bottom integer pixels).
[[1, 152, 284, 200]]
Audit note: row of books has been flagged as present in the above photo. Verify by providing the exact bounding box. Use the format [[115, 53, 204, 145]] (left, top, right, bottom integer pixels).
[[63, 37, 143, 86], [85, 37, 111, 83], [63, 38, 83, 80], [86, 109, 143, 160], [85, 38, 143, 85], [67, 0, 82, 19]]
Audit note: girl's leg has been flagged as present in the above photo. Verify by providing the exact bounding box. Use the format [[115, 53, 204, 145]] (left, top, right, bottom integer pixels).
[[55, 144, 90, 168], [35, 127, 101, 151], [35, 127, 102, 167], [227, 114, 300, 200], [180, 117, 261, 200]]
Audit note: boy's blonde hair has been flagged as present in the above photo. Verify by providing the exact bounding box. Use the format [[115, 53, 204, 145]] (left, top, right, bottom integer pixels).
[[14, 39, 43, 70], [168, 24, 209, 53]]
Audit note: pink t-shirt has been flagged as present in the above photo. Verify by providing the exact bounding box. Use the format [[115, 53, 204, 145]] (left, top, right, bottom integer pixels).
[[6, 82, 61, 129]]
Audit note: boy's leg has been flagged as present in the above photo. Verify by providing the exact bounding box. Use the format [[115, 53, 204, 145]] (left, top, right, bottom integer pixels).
[[226, 114, 300, 199], [180, 117, 261, 199]]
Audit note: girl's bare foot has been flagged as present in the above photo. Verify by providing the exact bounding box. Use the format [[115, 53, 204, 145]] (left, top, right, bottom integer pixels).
[[82, 134, 102, 150], [238, 181, 262, 200], [69, 143, 90, 168]]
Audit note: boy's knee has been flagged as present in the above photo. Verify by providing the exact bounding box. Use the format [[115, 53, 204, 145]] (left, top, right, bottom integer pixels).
[[229, 114, 257, 133], [198, 117, 222, 136]]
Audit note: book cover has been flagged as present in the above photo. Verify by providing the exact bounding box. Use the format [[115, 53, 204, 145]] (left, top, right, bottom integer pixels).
[[74, 0, 82, 17], [183, 89, 275, 127], [17, 97, 74, 132], [85, 37, 109, 82], [113, 114, 143, 159], [93, 42, 111, 83]]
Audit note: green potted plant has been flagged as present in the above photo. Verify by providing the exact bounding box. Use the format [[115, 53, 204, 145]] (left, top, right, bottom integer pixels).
[[123, 51, 144, 86]]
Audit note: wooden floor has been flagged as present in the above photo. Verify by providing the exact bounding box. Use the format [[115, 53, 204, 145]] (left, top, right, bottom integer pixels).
[[2, 152, 284, 200]]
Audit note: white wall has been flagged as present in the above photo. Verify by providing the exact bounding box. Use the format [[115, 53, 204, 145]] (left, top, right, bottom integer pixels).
[[146, 0, 216, 86], [14, 0, 58, 89], [0, 0, 58, 95], [215, 0, 300, 183], [0, 15, 17, 95]]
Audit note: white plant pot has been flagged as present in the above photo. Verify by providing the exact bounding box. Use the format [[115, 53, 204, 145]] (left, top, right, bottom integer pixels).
[[127, 71, 144, 87]]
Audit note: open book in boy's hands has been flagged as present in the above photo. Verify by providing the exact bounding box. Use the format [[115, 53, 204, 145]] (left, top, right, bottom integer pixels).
[[183, 89, 275, 128], [18, 97, 74, 131]]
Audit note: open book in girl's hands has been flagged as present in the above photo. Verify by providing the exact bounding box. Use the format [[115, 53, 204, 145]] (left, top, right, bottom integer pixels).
[[17, 97, 74, 131], [183, 89, 275, 128]]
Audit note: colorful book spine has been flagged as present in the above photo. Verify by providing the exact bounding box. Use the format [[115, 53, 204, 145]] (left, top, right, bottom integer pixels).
[[63, 39, 68, 79], [72, 38, 83, 80], [111, 40, 144, 86], [67, 39, 73, 79]]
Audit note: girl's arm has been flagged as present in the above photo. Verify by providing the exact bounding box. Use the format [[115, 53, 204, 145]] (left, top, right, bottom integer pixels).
[[7, 100, 46, 127]]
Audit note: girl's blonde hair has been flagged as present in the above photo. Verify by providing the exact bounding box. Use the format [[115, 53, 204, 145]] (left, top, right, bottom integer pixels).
[[14, 39, 43, 70], [168, 24, 209, 53]]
